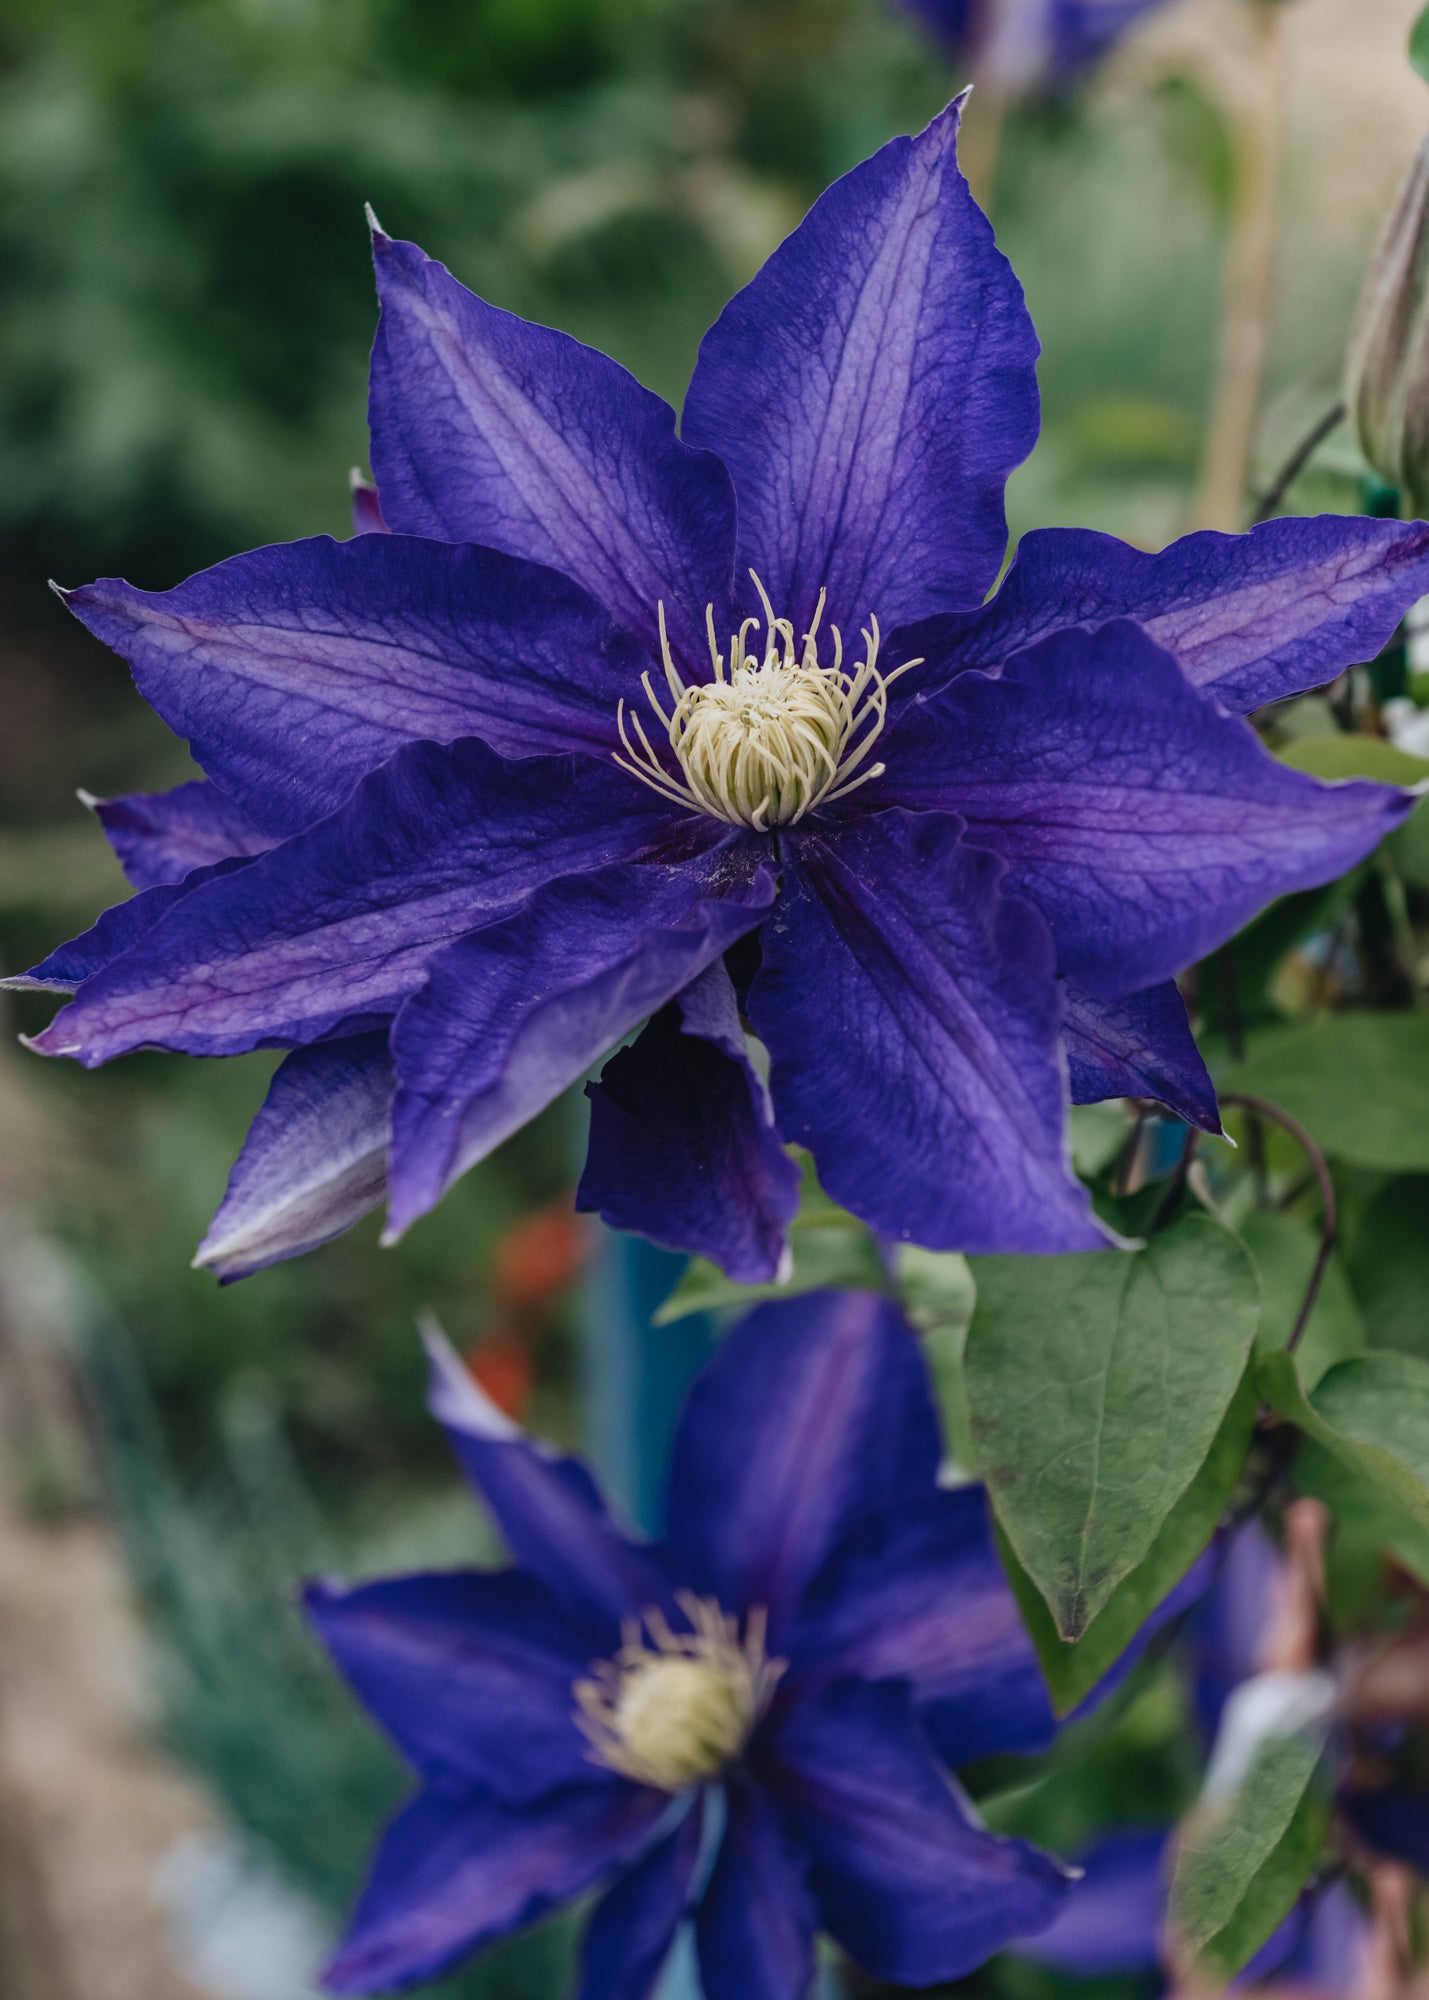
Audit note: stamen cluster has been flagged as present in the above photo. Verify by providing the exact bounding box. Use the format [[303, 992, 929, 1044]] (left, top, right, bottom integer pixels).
[[574, 1591, 786, 1792], [616, 576, 918, 830]]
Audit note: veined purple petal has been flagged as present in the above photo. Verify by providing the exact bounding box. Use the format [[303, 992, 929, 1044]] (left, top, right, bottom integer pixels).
[[1062, 980, 1221, 1133], [322, 1782, 665, 1995], [195, 1035, 392, 1282], [26, 742, 674, 1065], [350, 473, 389, 536], [683, 98, 1038, 636], [304, 1568, 598, 1802], [7, 858, 247, 994], [760, 1677, 1069, 1986], [577, 959, 800, 1284], [788, 1486, 1056, 1762], [577, 1799, 704, 2000], [423, 1328, 670, 1632], [882, 622, 1414, 997], [695, 1780, 817, 2000], [63, 535, 644, 838], [898, 516, 1429, 715], [748, 812, 1106, 1254], [663, 1291, 941, 1645], [367, 224, 737, 668], [386, 840, 775, 1241], [87, 780, 275, 889], [1015, 1828, 1167, 1977]]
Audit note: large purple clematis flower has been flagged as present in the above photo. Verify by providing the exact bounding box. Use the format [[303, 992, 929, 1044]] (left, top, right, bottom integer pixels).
[[899, 0, 1175, 90], [17, 100, 1429, 1282], [304, 1291, 1078, 1995]]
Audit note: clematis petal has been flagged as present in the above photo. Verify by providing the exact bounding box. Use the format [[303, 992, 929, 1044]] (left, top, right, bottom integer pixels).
[[577, 1798, 704, 2000], [87, 779, 275, 889], [350, 473, 388, 535], [787, 1486, 1056, 1762], [695, 1779, 817, 2000], [682, 97, 1038, 635], [25, 742, 676, 1064], [1062, 980, 1222, 1132], [195, 1034, 393, 1282], [8, 859, 248, 994], [662, 1290, 941, 1643], [304, 1568, 599, 1802], [577, 959, 800, 1284], [322, 1782, 665, 1995], [881, 621, 1415, 996], [760, 1677, 1069, 1986], [367, 224, 737, 667], [386, 841, 775, 1241], [897, 515, 1429, 714], [747, 812, 1107, 1254], [63, 534, 645, 838], [423, 1326, 670, 1632], [1015, 1828, 1167, 1977]]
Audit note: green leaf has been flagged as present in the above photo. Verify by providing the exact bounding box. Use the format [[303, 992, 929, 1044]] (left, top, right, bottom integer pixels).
[[1259, 1348, 1429, 1526], [653, 1224, 887, 1324], [1296, 1439, 1429, 1586], [1225, 1012, 1429, 1171], [1174, 1755, 1331, 1980], [964, 1214, 1261, 1638], [997, 1369, 1257, 1713], [1412, 3, 1429, 85], [1277, 734, 1429, 785], [1237, 1209, 1364, 1390]]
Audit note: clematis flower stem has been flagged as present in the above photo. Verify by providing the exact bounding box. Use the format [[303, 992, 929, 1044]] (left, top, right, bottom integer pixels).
[[1194, 0, 1291, 531]]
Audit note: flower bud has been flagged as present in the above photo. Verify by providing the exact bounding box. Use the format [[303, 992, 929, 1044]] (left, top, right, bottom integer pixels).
[[1347, 134, 1429, 519]]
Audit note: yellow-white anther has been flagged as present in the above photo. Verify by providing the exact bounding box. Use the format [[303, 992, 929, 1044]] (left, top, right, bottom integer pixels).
[[574, 1593, 785, 1792], [614, 575, 920, 830]]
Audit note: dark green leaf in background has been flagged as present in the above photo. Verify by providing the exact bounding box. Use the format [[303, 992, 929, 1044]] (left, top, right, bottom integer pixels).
[[1237, 1208, 1364, 1389], [1225, 1012, 1429, 1171], [1411, 3, 1429, 85], [965, 1214, 1261, 1639], [1260, 1348, 1429, 1526]]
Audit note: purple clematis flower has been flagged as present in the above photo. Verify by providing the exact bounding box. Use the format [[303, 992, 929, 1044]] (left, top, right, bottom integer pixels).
[[304, 1291, 1079, 1995], [899, 0, 1175, 90], [16, 99, 1429, 1282]]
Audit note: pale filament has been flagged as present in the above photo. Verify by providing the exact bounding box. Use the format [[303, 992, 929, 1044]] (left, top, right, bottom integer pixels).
[[614, 573, 922, 831]]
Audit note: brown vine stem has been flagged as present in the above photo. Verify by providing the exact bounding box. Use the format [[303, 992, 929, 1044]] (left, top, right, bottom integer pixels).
[[1194, 0, 1292, 530], [1220, 1092, 1336, 1354], [1250, 399, 1346, 525]]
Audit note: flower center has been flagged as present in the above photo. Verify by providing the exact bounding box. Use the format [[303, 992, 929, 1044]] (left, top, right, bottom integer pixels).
[[574, 1593, 786, 1792], [614, 574, 921, 831]]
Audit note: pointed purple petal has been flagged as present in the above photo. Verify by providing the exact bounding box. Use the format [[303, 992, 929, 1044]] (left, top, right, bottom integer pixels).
[[695, 1780, 816, 2000], [682, 99, 1038, 635], [304, 1568, 598, 1800], [8, 860, 245, 994], [747, 812, 1106, 1254], [195, 1034, 392, 1281], [63, 535, 644, 837], [577, 1799, 704, 2000], [27, 743, 674, 1064], [386, 840, 775, 1239], [367, 227, 737, 666], [760, 1678, 1069, 1986], [322, 1783, 664, 1995], [899, 516, 1429, 715], [577, 959, 800, 1283], [423, 1329, 670, 1631], [87, 780, 275, 889], [663, 1291, 941, 1643], [788, 1486, 1056, 1762], [1015, 1829, 1167, 1976], [883, 621, 1415, 996], [1062, 979, 1221, 1133]]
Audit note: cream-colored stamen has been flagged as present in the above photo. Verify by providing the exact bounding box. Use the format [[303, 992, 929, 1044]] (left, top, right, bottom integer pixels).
[[574, 1592, 786, 1792], [614, 574, 921, 831]]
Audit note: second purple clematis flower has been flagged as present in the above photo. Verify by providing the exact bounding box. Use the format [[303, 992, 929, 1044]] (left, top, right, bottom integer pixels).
[[305, 1291, 1074, 1994], [900, 0, 1175, 92], [18, 99, 1429, 1280]]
